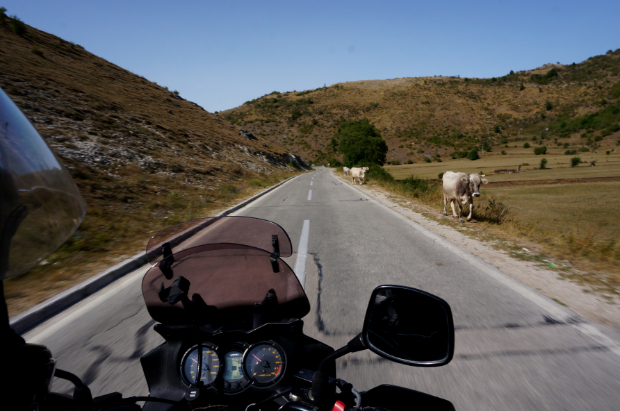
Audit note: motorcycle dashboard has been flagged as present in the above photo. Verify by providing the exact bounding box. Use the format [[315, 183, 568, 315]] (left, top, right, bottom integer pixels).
[[179, 340, 286, 394]]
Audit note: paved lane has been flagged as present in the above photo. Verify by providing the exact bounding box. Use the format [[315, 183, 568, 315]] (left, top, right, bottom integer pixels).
[[23, 167, 620, 410]]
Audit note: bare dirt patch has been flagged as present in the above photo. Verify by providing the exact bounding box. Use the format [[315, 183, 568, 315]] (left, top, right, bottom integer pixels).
[[333, 171, 620, 330]]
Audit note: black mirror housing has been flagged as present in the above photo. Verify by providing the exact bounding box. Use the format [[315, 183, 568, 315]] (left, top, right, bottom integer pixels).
[[362, 285, 454, 367]]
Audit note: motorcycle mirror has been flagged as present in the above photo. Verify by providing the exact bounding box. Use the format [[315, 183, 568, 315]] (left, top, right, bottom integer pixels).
[[362, 285, 454, 367]]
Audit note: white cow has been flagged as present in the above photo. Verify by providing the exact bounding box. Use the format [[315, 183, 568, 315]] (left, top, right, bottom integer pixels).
[[350, 167, 369, 185], [442, 171, 488, 222], [343, 167, 351, 176]]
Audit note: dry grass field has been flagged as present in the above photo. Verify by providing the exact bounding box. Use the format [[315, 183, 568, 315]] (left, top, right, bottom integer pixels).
[[377, 150, 620, 297], [385, 144, 620, 181], [481, 182, 619, 243]]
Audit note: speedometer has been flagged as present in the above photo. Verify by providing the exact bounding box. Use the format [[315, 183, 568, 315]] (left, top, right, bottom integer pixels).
[[243, 342, 285, 386], [180, 344, 221, 387]]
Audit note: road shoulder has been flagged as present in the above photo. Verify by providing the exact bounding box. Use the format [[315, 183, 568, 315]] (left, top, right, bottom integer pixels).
[[333, 170, 620, 332]]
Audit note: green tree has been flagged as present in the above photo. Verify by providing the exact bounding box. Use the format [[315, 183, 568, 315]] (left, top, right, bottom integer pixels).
[[334, 119, 388, 166], [8, 15, 26, 36], [571, 157, 581, 167], [534, 146, 547, 155], [467, 149, 480, 160], [540, 158, 548, 169]]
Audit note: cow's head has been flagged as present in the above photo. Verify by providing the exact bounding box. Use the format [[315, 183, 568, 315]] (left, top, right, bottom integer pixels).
[[468, 174, 488, 197], [362, 167, 369, 171]]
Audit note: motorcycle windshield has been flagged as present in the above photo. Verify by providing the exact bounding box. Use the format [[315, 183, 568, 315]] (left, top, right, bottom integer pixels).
[[142, 243, 309, 325], [145, 216, 293, 265]]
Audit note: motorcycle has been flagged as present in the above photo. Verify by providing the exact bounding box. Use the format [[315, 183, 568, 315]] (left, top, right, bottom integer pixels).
[[37, 216, 456, 411]]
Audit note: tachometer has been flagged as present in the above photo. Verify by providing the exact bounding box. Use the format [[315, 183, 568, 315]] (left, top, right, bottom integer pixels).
[[181, 344, 221, 386], [243, 342, 285, 386]]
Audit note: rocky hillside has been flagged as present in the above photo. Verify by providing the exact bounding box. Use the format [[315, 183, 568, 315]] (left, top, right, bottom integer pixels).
[[0, 14, 307, 314], [221, 50, 620, 165]]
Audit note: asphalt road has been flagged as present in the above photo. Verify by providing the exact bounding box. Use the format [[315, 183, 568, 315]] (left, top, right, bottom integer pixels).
[[24, 167, 620, 410]]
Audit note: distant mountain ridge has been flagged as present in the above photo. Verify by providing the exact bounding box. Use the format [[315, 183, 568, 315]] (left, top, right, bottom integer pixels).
[[222, 50, 620, 165]]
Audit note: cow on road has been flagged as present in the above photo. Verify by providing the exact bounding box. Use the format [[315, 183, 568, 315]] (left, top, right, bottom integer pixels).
[[442, 171, 488, 222]]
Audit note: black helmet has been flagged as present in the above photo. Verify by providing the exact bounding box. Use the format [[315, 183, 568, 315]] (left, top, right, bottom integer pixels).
[[0, 87, 86, 280]]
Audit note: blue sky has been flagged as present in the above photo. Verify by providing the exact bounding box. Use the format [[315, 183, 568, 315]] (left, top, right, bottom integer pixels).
[[3, 1, 619, 112]]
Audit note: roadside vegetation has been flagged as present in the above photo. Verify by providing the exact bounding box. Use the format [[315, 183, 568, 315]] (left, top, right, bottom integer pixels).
[[371, 155, 620, 298]]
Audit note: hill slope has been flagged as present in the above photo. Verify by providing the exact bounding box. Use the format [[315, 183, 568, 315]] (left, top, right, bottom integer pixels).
[[222, 51, 620, 165], [0, 16, 307, 314]]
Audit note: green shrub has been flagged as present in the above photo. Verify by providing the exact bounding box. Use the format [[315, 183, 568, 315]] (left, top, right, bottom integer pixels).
[[8, 15, 26, 36], [607, 151, 611, 155], [467, 150, 480, 160], [402, 175, 430, 193], [545, 101, 553, 111], [534, 146, 547, 155], [500, 137, 508, 144], [563, 142, 569, 148], [450, 150, 469, 159], [476, 196, 511, 224], [424, 157, 431, 163], [590, 160, 597, 166], [334, 119, 388, 166], [523, 142, 530, 148], [407, 159, 413, 164], [365, 164, 394, 182], [571, 157, 581, 167], [520, 83, 525, 91], [611, 82, 620, 98], [290, 107, 303, 121], [540, 158, 548, 169], [531, 68, 559, 85], [564, 149, 577, 155], [391, 160, 401, 165], [438, 172, 444, 179], [501, 150, 506, 155], [494, 125, 501, 133]]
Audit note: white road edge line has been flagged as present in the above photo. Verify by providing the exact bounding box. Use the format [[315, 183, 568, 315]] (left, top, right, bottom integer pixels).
[[335, 170, 620, 358], [311, 181, 313, 186], [294, 220, 310, 289], [307, 190, 312, 201]]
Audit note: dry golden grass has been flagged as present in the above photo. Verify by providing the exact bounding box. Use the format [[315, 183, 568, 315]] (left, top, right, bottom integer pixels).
[[385, 150, 620, 181], [374, 160, 620, 296]]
